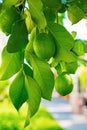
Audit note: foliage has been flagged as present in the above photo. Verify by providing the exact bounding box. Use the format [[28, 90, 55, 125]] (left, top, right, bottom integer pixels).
[[0, 0, 87, 126], [27, 107, 64, 130], [0, 113, 23, 130], [0, 101, 24, 130], [0, 103, 64, 130]]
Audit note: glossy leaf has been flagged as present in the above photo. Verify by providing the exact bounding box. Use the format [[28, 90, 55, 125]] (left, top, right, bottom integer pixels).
[[72, 40, 85, 56], [3, 0, 19, 8], [9, 70, 28, 110], [7, 20, 28, 53], [41, 0, 62, 9], [43, 8, 56, 22], [25, 53, 54, 100], [58, 4, 66, 13], [23, 63, 33, 77], [24, 108, 30, 127], [48, 22, 74, 50], [77, 0, 87, 14], [67, 5, 84, 24], [48, 22, 77, 65], [0, 0, 87, 126], [26, 27, 36, 54], [54, 47, 77, 63], [0, 80, 9, 88], [78, 58, 87, 66], [25, 75, 41, 117], [25, 9, 35, 33], [83, 40, 87, 53], [65, 62, 78, 74], [71, 31, 77, 39], [60, 61, 78, 74], [27, 0, 47, 29], [0, 46, 24, 80], [0, 6, 20, 35]]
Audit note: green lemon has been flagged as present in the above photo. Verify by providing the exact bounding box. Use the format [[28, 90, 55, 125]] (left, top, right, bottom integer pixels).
[[33, 33, 56, 60], [55, 74, 73, 96]]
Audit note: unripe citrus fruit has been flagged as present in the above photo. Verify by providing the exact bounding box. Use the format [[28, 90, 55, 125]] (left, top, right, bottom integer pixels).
[[33, 33, 56, 60], [55, 74, 73, 96]]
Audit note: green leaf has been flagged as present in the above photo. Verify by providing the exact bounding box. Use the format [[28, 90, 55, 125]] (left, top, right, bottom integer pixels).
[[60, 61, 78, 74], [3, 0, 19, 8], [76, 0, 87, 14], [0, 6, 20, 35], [24, 108, 30, 127], [48, 22, 77, 65], [25, 53, 54, 100], [78, 58, 87, 66], [43, 8, 56, 22], [26, 27, 36, 54], [24, 9, 35, 33], [83, 40, 87, 53], [25, 75, 41, 117], [71, 31, 77, 39], [67, 5, 84, 24], [23, 63, 33, 77], [0, 3, 2, 12], [27, 0, 47, 29], [65, 61, 78, 74], [0, 46, 24, 80], [41, 0, 62, 9], [7, 20, 28, 53], [48, 22, 74, 50], [72, 39, 85, 56], [54, 47, 77, 63], [9, 70, 28, 110], [0, 80, 9, 88], [58, 4, 66, 13]]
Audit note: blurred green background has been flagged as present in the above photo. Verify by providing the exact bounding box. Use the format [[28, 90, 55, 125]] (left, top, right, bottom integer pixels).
[[0, 101, 64, 130], [0, 80, 64, 130]]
